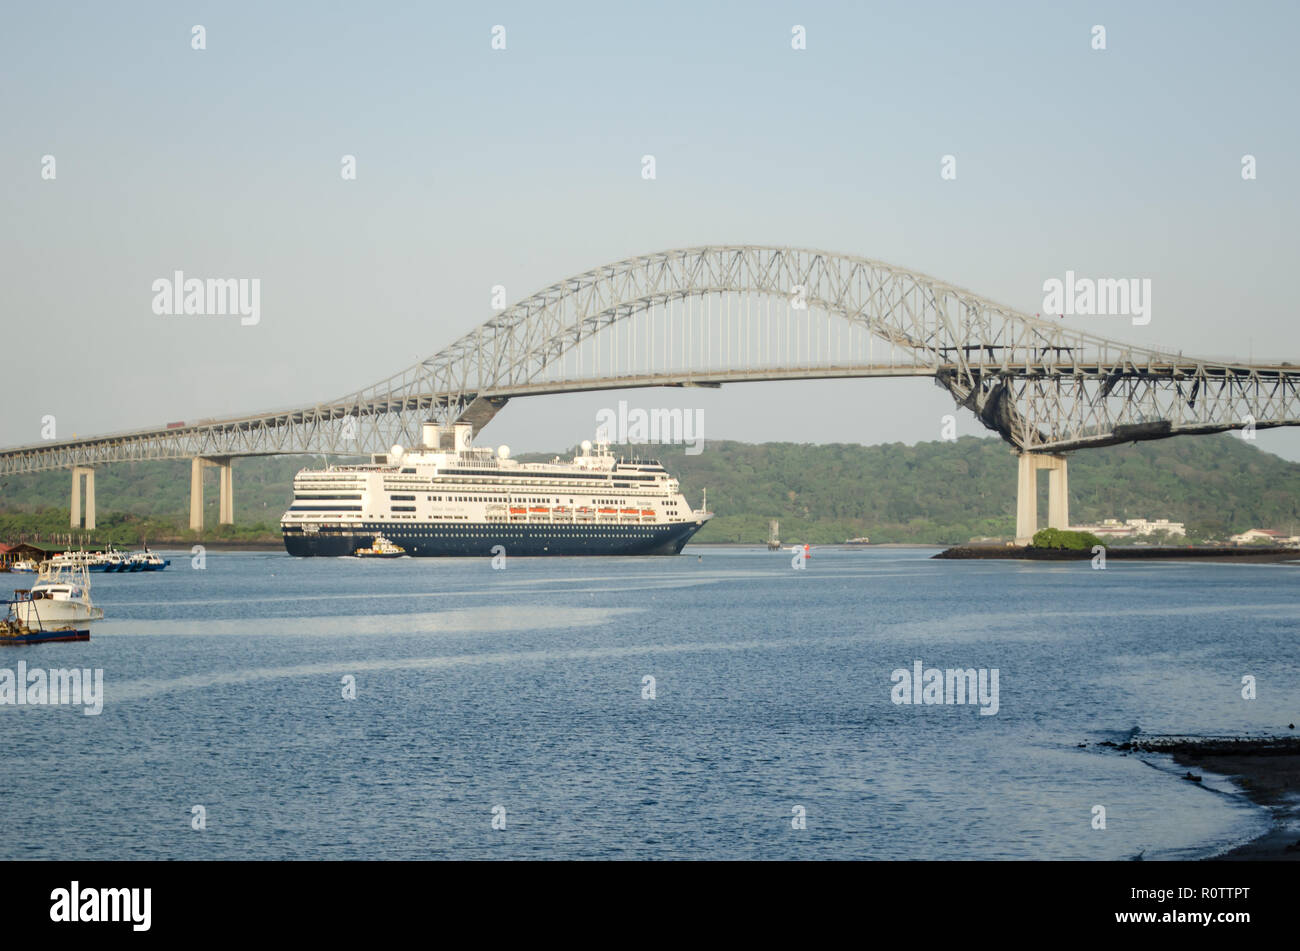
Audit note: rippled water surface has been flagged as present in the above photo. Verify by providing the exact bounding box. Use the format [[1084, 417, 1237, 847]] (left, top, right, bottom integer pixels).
[[3, 547, 1296, 859]]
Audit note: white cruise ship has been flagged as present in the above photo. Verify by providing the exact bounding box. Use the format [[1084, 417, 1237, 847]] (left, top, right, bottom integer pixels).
[[280, 422, 712, 557]]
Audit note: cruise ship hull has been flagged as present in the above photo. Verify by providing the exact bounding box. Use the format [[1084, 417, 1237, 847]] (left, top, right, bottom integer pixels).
[[283, 519, 707, 557]]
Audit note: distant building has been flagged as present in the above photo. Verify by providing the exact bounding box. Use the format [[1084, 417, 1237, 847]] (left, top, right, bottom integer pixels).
[[1070, 517, 1186, 539], [1229, 528, 1300, 546]]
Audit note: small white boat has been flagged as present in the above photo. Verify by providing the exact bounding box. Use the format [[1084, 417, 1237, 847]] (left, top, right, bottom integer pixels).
[[7, 562, 103, 634], [9, 560, 38, 574]]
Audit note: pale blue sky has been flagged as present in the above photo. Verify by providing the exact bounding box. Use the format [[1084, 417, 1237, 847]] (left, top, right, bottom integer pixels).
[[3, 1, 1298, 458]]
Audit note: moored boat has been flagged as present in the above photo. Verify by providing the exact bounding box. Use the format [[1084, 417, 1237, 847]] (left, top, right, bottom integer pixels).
[[108, 549, 170, 572], [88, 546, 126, 571], [137, 549, 171, 571], [0, 626, 90, 645], [2, 562, 102, 644], [49, 550, 97, 571]]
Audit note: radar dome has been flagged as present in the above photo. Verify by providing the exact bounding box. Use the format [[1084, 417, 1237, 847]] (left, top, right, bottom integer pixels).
[[390, 444, 405, 460], [497, 445, 510, 459], [581, 439, 592, 452]]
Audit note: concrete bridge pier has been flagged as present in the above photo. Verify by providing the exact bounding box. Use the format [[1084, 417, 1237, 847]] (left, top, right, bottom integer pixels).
[[1015, 452, 1069, 545], [219, 460, 234, 524], [190, 456, 234, 532], [70, 467, 96, 530]]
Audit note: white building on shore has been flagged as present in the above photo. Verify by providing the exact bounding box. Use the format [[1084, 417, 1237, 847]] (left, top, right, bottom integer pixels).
[[1069, 517, 1186, 539], [1229, 528, 1300, 546]]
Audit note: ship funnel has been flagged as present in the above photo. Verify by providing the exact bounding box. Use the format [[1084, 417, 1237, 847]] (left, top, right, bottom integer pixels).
[[422, 422, 438, 449]]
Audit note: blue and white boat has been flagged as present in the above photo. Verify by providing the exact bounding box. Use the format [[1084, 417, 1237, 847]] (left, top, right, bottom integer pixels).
[[102, 549, 169, 572], [89, 547, 125, 572], [131, 549, 170, 571]]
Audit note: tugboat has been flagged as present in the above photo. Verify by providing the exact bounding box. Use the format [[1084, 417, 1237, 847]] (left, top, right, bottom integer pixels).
[[1, 562, 103, 644], [353, 535, 407, 559]]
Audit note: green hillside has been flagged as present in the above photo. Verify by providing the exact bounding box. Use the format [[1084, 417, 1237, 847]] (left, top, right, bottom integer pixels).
[[660, 433, 1300, 544], [0, 435, 1297, 546]]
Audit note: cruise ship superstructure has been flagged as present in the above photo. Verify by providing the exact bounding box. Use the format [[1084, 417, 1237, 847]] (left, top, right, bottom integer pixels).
[[280, 422, 712, 557]]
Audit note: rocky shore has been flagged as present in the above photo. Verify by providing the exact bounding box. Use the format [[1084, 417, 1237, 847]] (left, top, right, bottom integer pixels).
[[1090, 735, 1300, 860], [935, 545, 1300, 563]]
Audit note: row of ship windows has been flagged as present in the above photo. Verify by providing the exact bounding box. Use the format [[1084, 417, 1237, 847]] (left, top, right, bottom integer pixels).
[[432, 470, 662, 482], [371, 517, 660, 524], [434, 496, 642, 504], [373, 476, 660, 487], [309, 477, 659, 493], [373, 495, 668, 504], [292, 497, 672, 510], [374, 529, 663, 537], [378, 497, 663, 505]]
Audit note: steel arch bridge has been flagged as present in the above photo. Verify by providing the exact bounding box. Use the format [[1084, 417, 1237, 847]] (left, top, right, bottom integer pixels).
[[2, 244, 1298, 478]]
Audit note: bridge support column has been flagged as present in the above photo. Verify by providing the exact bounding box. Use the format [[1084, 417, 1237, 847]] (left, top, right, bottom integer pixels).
[[70, 467, 96, 530], [1047, 459, 1069, 532], [1015, 455, 1036, 544], [218, 459, 234, 525], [190, 457, 234, 532], [190, 457, 207, 532], [1015, 453, 1069, 544]]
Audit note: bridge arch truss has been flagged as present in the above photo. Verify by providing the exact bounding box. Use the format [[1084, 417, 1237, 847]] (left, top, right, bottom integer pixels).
[[2, 245, 1297, 474]]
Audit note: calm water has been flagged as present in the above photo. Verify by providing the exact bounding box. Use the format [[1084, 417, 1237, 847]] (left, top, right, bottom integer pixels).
[[2, 547, 1297, 860]]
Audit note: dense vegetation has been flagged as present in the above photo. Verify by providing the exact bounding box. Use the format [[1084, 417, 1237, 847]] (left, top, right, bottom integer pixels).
[[0, 434, 1296, 547], [1030, 528, 1104, 551], [655, 433, 1300, 544]]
